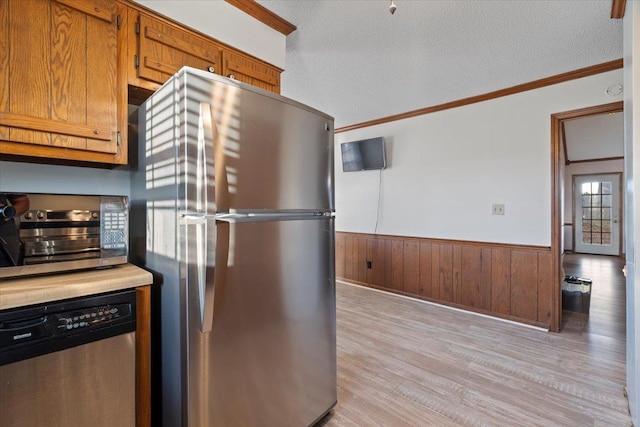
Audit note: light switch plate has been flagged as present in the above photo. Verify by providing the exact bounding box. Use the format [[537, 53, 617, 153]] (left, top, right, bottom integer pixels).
[[492, 204, 505, 215]]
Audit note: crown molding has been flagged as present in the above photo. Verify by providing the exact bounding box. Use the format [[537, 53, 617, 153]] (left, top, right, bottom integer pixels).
[[225, 0, 296, 35], [336, 59, 623, 134], [611, 0, 627, 19]]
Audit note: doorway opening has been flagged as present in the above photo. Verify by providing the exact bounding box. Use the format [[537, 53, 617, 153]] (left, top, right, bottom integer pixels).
[[573, 173, 622, 256], [551, 101, 623, 332]]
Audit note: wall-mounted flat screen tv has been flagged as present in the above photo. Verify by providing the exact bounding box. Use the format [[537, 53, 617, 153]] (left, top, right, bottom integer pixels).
[[340, 137, 386, 172]]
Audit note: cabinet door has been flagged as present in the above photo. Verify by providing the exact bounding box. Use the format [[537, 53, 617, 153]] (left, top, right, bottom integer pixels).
[[0, 0, 121, 161], [135, 12, 222, 87], [222, 48, 281, 94]]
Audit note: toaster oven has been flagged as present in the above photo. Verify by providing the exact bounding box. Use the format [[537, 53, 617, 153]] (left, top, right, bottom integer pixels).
[[0, 193, 128, 279]]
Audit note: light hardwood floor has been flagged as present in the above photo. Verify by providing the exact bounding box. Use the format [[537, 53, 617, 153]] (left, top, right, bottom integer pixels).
[[319, 254, 630, 426]]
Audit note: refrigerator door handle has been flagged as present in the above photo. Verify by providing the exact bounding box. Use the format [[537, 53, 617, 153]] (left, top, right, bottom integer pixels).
[[197, 219, 230, 333], [196, 219, 213, 333], [197, 103, 215, 216], [199, 103, 230, 214]]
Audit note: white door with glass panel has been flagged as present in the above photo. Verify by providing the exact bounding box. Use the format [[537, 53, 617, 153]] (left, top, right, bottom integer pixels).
[[574, 174, 620, 256]]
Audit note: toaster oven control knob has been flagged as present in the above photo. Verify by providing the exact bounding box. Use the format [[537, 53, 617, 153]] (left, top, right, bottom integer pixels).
[[24, 211, 33, 220], [0, 205, 16, 219], [36, 211, 45, 220], [92, 212, 99, 219]]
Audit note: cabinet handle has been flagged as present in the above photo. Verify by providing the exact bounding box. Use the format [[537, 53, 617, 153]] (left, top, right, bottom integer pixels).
[[207, 66, 215, 73], [228, 74, 235, 80]]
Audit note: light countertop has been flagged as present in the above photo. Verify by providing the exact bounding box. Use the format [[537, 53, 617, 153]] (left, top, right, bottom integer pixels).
[[0, 263, 153, 311]]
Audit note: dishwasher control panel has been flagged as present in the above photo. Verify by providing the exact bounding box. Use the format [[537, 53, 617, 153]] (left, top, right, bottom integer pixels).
[[55, 303, 131, 333], [0, 289, 136, 366], [0, 303, 132, 349]]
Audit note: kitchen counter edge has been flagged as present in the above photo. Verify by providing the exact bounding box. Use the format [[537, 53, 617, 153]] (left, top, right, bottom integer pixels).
[[0, 263, 153, 311]]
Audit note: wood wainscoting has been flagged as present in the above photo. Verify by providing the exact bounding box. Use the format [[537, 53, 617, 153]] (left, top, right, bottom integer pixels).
[[335, 232, 554, 329]]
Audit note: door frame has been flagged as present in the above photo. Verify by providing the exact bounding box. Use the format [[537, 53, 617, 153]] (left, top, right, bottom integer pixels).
[[572, 172, 623, 256], [550, 101, 623, 332]]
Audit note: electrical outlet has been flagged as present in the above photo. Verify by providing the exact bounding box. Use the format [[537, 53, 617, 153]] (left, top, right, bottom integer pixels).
[[492, 204, 505, 215]]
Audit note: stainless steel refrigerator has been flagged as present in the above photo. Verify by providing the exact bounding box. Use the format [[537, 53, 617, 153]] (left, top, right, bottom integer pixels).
[[130, 67, 336, 426]]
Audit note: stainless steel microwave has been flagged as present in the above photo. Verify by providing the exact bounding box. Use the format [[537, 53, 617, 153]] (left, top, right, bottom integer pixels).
[[0, 193, 128, 279]]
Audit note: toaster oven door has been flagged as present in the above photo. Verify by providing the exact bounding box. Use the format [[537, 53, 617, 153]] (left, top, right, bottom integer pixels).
[[0, 193, 128, 278]]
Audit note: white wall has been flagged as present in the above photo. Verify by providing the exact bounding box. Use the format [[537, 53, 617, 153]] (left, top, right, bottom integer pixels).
[[335, 70, 624, 247], [0, 162, 131, 196], [624, 1, 640, 423], [135, 0, 286, 69], [563, 159, 624, 252]]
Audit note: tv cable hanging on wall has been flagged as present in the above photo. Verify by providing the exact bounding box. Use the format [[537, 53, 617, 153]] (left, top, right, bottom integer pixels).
[[340, 136, 387, 235]]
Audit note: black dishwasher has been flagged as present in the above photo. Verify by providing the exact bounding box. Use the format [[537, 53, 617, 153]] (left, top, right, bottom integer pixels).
[[0, 289, 137, 427]]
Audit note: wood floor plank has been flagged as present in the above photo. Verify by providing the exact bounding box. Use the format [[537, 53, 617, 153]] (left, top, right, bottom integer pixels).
[[319, 254, 631, 426]]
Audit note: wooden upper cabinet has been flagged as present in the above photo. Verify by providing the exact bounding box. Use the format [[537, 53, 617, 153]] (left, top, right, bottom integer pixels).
[[0, 0, 125, 164], [125, 5, 281, 95], [131, 11, 222, 90], [222, 48, 280, 93]]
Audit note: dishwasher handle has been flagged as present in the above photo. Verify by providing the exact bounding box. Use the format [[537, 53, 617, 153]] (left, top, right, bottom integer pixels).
[[0, 315, 57, 351], [0, 316, 47, 331]]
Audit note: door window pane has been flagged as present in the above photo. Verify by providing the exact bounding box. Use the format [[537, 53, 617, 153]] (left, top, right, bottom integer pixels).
[[582, 195, 590, 207], [580, 180, 612, 247]]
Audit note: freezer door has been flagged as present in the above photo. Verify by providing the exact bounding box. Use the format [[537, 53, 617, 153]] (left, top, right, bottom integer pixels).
[[185, 217, 336, 427], [182, 70, 334, 213]]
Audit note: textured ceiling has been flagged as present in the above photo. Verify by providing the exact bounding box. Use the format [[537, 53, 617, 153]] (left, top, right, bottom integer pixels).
[[256, 0, 623, 129]]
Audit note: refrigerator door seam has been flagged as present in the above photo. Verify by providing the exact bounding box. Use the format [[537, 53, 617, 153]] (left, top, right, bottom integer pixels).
[[210, 212, 333, 223]]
